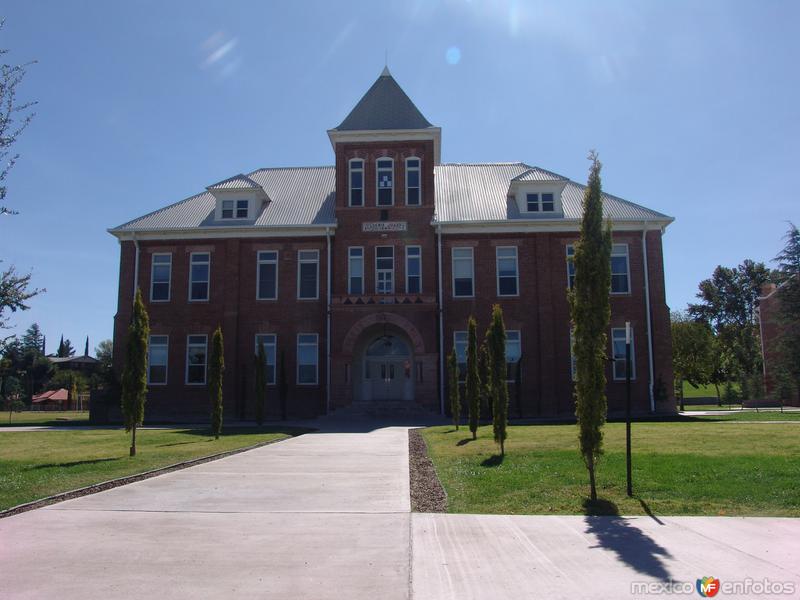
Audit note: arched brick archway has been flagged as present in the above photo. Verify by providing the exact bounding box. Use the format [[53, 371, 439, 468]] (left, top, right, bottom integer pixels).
[[342, 312, 426, 356]]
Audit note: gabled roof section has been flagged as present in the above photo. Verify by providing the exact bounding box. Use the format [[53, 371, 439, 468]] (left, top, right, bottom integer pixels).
[[434, 163, 673, 225], [334, 68, 434, 131], [110, 166, 336, 235], [510, 167, 569, 183], [206, 173, 263, 191]]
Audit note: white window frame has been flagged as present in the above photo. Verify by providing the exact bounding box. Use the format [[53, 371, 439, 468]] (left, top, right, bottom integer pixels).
[[611, 243, 631, 295], [348, 247, 364, 295], [297, 249, 320, 300], [375, 246, 394, 294], [376, 157, 394, 206], [496, 246, 519, 297], [150, 253, 172, 303], [611, 327, 636, 381], [566, 244, 576, 290], [220, 199, 250, 220], [185, 334, 208, 385], [405, 157, 421, 206], [254, 334, 277, 385], [349, 158, 364, 207], [525, 192, 555, 213], [148, 335, 169, 385], [406, 245, 422, 294], [451, 247, 475, 298], [188, 252, 210, 302], [256, 250, 279, 301], [505, 330, 522, 382], [296, 333, 319, 385]]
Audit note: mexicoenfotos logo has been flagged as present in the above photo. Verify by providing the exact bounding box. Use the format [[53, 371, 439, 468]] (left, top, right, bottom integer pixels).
[[696, 577, 720, 597]]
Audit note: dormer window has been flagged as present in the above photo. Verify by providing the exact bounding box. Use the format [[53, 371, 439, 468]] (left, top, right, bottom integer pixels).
[[349, 159, 364, 207], [406, 157, 421, 205], [377, 158, 394, 206], [221, 199, 249, 220], [526, 193, 554, 213]]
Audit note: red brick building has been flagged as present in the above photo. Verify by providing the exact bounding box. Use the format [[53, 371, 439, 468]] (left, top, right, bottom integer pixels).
[[109, 68, 675, 421]]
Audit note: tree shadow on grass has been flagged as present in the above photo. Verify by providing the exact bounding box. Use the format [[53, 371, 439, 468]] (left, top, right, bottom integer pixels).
[[638, 498, 665, 525], [456, 438, 475, 446], [583, 498, 673, 581], [156, 440, 206, 448], [33, 457, 121, 470], [480, 454, 504, 467]]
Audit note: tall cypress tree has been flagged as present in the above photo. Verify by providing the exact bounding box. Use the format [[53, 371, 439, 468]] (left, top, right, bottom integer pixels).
[[121, 289, 149, 457], [466, 316, 480, 440], [447, 348, 460, 430], [278, 350, 288, 420], [478, 340, 492, 418], [488, 304, 509, 455], [254, 341, 267, 426], [568, 151, 612, 501], [209, 326, 225, 439]]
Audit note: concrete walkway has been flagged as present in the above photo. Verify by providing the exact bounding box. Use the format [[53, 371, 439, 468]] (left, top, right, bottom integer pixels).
[[2, 423, 800, 599]]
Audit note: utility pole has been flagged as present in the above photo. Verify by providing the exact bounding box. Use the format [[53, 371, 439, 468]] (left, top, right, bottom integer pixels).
[[625, 321, 633, 497]]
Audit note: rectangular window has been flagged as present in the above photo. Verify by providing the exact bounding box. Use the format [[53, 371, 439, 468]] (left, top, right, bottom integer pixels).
[[406, 158, 421, 205], [452, 247, 474, 297], [376, 246, 394, 294], [185, 334, 207, 385], [255, 334, 277, 385], [148, 335, 168, 385], [612, 327, 635, 380], [496, 246, 519, 296], [297, 250, 319, 299], [526, 192, 555, 213], [189, 252, 210, 301], [348, 247, 364, 295], [235, 199, 249, 219], [349, 159, 363, 207], [221, 199, 248, 219], [506, 330, 521, 381], [453, 331, 467, 380], [297, 333, 318, 385], [611, 244, 630, 294], [150, 253, 171, 302], [376, 158, 394, 206], [257, 251, 278, 300], [221, 200, 234, 219], [406, 246, 421, 294], [566, 244, 576, 290]]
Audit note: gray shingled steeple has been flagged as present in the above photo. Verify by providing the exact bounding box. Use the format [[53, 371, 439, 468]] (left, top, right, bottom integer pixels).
[[334, 69, 434, 131]]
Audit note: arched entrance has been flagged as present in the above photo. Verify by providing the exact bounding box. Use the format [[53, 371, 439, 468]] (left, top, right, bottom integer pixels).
[[364, 335, 413, 401]]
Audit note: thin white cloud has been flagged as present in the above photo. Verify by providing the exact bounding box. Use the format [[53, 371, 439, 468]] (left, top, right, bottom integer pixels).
[[204, 38, 238, 67]]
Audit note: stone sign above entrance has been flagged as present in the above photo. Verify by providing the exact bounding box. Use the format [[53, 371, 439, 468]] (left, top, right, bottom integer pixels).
[[362, 221, 408, 232]]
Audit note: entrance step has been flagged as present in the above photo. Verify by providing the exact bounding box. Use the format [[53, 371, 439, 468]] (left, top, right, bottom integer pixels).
[[333, 400, 438, 419]]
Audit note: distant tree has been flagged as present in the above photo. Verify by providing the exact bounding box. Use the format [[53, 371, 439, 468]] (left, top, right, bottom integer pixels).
[[466, 316, 480, 440], [568, 151, 611, 501], [20, 323, 43, 353], [278, 350, 288, 420], [7, 397, 24, 422], [47, 369, 87, 393], [478, 340, 492, 418], [772, 223, 800, 400], [56, 335, 75, 358], [688, 260, 771, 388], [120, 289, 149, 457], [69, 373, 79, 410], [208, 326, 224, 439], [448, 348, 460, 430], [671, 311, 713, 410], [707, 335, 730, 406], [254, 341, 266, 426], [722, 380, 739, 407], [488, 304, 509, 455], [95, 339, 113, 372]]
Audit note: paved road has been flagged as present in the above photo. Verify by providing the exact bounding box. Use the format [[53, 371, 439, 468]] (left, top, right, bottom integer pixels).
[[2, 422, 799, 599]]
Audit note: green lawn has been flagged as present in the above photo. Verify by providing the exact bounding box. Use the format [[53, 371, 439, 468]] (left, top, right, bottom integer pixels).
[[0, 427, 305, 511], [2, 410, 91, 426], [421, 421, 800, 517]]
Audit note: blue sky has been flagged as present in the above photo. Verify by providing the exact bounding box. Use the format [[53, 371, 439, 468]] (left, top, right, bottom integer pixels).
[[1, 1, 798, 353]]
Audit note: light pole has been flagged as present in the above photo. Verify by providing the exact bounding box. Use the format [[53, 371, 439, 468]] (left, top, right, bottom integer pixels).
[[625, 321, 633, 497]]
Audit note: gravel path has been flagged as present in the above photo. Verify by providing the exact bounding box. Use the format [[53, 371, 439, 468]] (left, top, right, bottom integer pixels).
[[408, 428, 447, 512]]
